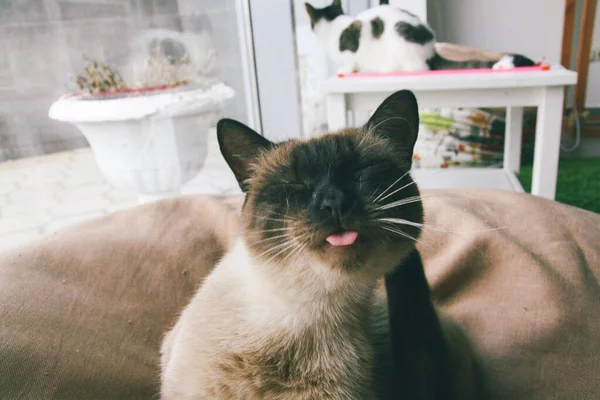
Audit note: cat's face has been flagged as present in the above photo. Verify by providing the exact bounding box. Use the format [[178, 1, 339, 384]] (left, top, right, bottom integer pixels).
[[218, 91, 423, 279]]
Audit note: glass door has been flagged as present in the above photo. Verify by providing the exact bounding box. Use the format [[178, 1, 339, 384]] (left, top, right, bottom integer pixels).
[[0, 0, 263, 249]]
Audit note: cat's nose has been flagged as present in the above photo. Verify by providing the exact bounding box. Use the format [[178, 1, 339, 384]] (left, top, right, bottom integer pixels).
[[319, 187, 352, 218]]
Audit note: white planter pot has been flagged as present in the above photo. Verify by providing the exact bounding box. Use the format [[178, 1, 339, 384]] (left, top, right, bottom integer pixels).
[[49, 83, 234, 203]]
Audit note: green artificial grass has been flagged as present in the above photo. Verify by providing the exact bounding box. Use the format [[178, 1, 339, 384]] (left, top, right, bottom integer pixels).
[[519, 157, 600, 214]]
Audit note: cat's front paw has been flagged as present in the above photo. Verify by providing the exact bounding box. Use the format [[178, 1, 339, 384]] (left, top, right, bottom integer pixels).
[[492, 55, 515, 70], [337, 64, 358, 75]]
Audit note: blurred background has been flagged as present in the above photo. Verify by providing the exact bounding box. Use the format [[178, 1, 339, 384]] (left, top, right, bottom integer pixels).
[[0, 0, 598, 251]]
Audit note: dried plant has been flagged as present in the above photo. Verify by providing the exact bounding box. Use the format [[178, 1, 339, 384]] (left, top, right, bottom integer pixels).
[[72, 56, 128, 94], [132, 38, 196, 88], [70, 38, 201, 96]]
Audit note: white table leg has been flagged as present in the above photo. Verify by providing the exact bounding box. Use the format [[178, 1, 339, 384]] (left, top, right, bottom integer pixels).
[[326, 93, 347, 131], [504, 107, 524, 173], [531, 87, 564, 199]]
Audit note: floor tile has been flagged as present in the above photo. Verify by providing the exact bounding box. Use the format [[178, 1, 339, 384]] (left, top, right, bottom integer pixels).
[[0, 181, 17, 195], [24, 166, 67, 184], [106, 187, 137, 203], [0, 230, 43, 252], [0, 128, 233, 247], [8, 185, 60, 203], [55, 182, 110, 201], [105, 200, 138, 213], [0, 213, 48, 235], [61, 171, 105, 188], [2, 200, 54, 218], [46, 212, 105, 233], [49, 195, 111, 218]]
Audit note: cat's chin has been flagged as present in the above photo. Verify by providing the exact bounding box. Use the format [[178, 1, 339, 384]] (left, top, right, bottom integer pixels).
[[302, 230, 415, 278]]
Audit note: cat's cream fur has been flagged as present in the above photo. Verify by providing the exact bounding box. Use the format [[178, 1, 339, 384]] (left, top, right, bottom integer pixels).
[[161, 239, 395, 399]]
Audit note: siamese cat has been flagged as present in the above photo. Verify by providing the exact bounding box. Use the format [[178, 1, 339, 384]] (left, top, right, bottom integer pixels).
[[305, 0, 535, 74], [160, 90, 479, 399]]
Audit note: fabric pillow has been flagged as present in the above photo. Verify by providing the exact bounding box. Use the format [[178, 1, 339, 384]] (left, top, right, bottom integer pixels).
[[1, 189, 599, 399], [0, 195, 239, 399]]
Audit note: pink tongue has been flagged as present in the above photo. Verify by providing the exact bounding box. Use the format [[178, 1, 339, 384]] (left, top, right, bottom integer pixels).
[[326, 231, 359, 247]]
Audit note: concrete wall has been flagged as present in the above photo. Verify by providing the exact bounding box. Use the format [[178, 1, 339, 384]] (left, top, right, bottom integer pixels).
[[0, 0, 248, 161]]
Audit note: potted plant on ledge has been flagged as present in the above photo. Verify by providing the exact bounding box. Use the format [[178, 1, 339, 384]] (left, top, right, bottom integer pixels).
[[49, 36, 234, 204]]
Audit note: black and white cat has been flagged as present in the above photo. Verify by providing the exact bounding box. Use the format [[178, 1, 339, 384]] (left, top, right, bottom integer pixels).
[[305, 0, 535, 74]]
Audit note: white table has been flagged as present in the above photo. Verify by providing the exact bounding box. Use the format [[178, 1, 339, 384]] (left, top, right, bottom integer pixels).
[[321, 67, 577, 199]]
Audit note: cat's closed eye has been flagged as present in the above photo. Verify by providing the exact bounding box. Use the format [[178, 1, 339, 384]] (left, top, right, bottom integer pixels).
[[287, 183, 309, 191], [278, 181, 309, 191], [354, 162, 388, 182]]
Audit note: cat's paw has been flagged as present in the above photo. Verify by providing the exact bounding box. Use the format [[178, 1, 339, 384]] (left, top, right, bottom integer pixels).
[[337, 64, 358, 75], [492, 55, 516, 70]]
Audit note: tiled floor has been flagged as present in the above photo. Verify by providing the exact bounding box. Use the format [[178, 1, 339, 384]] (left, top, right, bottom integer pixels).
[[0, 129, 240, 251]]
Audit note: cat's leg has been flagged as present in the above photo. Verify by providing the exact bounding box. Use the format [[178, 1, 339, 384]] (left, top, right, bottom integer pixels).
[[493, 54, 536, 69], [160, 327, 185, 400], [336, 53, 359, 74], [161, 352, 211, 399], [384, 248, 449, 399], [160, 324, 178, 374], [492, 55, 516, 69], [160, 323, 211, 400], [398, 59, 430, 72], [384, 248, 480, 399], [337, 64, 356, 74]]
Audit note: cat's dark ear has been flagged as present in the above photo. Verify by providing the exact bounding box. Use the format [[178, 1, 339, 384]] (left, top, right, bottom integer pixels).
[[217, 118, 273, 192], [364, 90, 419, 167], [305, 2, 319, 25], [331, 0, 342, 7]]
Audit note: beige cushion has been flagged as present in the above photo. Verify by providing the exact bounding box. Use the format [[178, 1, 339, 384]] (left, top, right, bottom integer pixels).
[[0, 189, 598, 399], [0, 195, 239, 399], [435, 42, 506, 62]]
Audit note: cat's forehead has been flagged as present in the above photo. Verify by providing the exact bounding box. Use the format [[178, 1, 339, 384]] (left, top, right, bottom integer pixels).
[[293, 133, 358, 164], [276, 131, 363, 170], [254, 129, 389, 181]]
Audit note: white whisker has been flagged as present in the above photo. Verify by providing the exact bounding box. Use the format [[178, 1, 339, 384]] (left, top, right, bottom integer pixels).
[[376, 193, 465, 211], [364, 116, 410, 141], [263, 240, 302, 265], [372, 170, 411, 203], [377, 218, 506, 234], [249, 233, 291, 246], [379, 219, 493, 260], [254, 227, 294, 234], [376, 169, 453, 204], [255, 239, 297, 259], [376, 195, 422, 211], [251, 216, 294, 224], [280, 240, 308, 265], [377, 179, 417, 203], [367, 184, 382, 203], [381, 225, 434, 250]]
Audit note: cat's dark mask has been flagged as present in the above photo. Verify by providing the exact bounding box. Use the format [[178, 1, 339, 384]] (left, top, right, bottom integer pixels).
[[305, 0, 344, 29], [217, 90, 423, 275]]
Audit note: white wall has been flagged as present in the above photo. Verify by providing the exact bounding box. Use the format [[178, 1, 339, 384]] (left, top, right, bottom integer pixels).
[[427, 0, 564, 63]]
